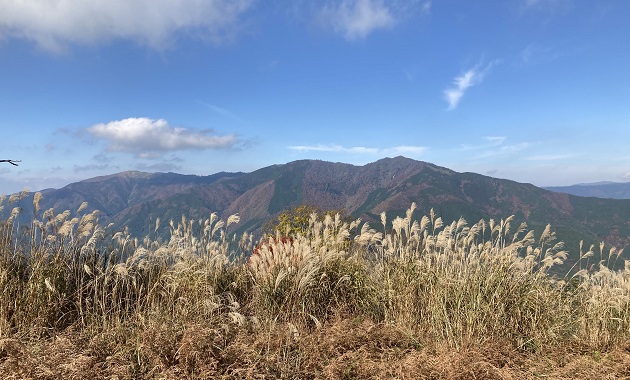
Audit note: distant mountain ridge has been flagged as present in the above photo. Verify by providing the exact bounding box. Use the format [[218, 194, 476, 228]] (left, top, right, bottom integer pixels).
[[3, 157, 630, 266], [544, 182, 630, 199]]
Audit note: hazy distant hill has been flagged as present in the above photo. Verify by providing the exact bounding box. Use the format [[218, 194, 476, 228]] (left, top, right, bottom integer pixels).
[[3, 157, 630, 266], [545, 182, 630, 199]]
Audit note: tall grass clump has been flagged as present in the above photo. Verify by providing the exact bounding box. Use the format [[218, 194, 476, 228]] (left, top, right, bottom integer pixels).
[[0, 191, 105, 338], [248, 212, 381, 326], [1, 195, 630, 377], [0, 191, 251, 341], [352, 203, 629, 350], [569, 242, 630, 349]]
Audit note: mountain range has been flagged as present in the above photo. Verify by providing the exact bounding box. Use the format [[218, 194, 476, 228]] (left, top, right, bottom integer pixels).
[[3, 157, 630, 266], [544, 182, 630, 199]]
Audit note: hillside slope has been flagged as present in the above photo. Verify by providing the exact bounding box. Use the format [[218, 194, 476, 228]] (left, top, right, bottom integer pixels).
[[3, 157, 629, 262], [545, 182, 630, 199]]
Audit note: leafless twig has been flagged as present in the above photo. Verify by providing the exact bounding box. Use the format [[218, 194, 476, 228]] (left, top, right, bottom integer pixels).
[[0, 160, 20, 166]]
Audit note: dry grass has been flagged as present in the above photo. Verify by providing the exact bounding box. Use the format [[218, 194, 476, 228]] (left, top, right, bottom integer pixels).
[[3, 320, 630, 379], [1, 193, 630, 379]]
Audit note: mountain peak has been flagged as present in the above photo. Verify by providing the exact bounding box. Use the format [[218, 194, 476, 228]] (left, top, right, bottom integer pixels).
[[80, 170, 153, 183], [4, 157, 629, 263]]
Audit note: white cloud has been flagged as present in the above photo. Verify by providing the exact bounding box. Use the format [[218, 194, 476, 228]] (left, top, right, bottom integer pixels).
[[311, 0, 427, 40], [444, 62, 497, 110], [288, 144, 427, 156], [319, 0, 397, 40], [444, 69, 481, 110], [88, 117, 239, 158], [0, 0, 253, 52], [289, 144, 379, 154]]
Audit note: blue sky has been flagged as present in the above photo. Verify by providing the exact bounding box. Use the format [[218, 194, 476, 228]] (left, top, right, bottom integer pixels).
[[1, 0, 629, 194]]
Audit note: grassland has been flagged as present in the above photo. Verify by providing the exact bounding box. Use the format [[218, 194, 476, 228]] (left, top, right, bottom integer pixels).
[[1, 191, 630, 379]]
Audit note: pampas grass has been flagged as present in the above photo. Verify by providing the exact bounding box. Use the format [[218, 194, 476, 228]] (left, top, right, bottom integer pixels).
[[1, 195, 629, 378]]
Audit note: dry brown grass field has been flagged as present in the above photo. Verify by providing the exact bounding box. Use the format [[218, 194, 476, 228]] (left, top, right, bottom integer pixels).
[[1, 191, 630, 379]]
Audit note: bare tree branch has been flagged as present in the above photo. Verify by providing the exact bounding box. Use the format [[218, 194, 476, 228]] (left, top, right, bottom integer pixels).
[[0, 160, 20, 166]]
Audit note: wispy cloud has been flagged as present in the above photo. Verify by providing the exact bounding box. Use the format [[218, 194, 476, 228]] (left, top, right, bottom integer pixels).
[[526, 154, 574, 161], [289, 144, 379, 154], [476, 142, 531, 158], [402, 68, 417, 82], [444, 62, 497, 110], [92, 153, 114, 163], [519, 0, 573, 20], [74, 164, 113, 173], [87, 117, 239, 158], [288, 144, 427, 156], [318, 0, 426, 40], [485, 136, 507, 145], [421, 1, 432, 14], [134, 162, 182, 172], [519, 43, 562, 66], [201, 102, 248, 125], [460, 136, 506, 151], [486, 169, 499, 176], [319, 0, 395, 40], [0, 0, 254, 52], [522, 0, 570, 10], [0, 175, 72, 194], [386, 145, 428, 156], [459, 137, 531, 159], [525, 0, 542, 6]]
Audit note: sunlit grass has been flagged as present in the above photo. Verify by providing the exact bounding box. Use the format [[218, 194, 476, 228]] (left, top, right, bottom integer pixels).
[[1, 192, 629, 378]]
